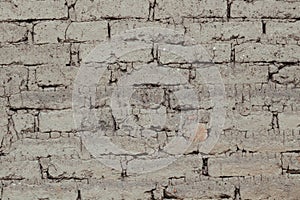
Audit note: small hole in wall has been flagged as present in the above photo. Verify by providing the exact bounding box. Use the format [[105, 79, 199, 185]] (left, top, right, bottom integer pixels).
[[202, 158, 209, 176], [262, 21, 266, 34]]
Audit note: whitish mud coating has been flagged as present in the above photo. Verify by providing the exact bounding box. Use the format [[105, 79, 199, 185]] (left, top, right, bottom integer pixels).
[[0, 0, 300, 199]]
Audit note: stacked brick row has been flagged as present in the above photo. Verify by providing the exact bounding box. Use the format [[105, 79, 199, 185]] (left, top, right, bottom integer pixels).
[[0, 0, 299, 199]]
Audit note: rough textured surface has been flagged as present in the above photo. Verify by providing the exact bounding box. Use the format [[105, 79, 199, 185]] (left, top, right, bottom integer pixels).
[[0, 0, 300, 199]]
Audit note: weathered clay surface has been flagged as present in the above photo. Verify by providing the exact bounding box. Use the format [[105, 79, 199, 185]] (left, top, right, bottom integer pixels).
[[0, 0, 300, 199]]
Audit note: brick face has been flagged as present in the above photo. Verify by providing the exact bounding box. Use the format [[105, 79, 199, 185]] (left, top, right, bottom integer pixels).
[[208, 153, 282, 177], [155, 0, 227, 20], [235, 43, 300, 62], [72, 0, 150, 21], [66, 21, 108, 42], [0, 0, 68, 21], [0, 44, 70, 65], [0, 23, 28, 43], [0, 0, 300, 199], [231, 0, 300, 19]]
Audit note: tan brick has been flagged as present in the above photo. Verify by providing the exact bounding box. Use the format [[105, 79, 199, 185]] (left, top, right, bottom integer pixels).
[[159, 43, 231, 64], [155, 0, 227, 20], [78, 179, 154, 199], [72, 42, 154, 65], [240, 130, 300, 153], [236, 43, 300, 62], [0, 44, 70, 65], [39, 110, 75, 132], [210, 128, 300, 154], [34, 21, 69, 44], [206, 43, 231, 63], [12, 111, 35, 133], [220, 63, 269, 84], [164, 177, 236, 199], [35, 65, 77, 88], [282, 153, 300, 171], [0, 66, 28, 95], [66, 21, 108, 42], [40, 158, 119, 180], [127, 155, 203, 181], [0, 22, 28, 43], [267, 21, 300, 44], [231, 0, 300, 19], [272, 65, 300, 86], [0, 0, 67, 21], [9, 137, 82, 160], [186, 21, 262, 43], [109, 19, 185, 37], [73, 0, 149, 21], [209, 153, 281, 177], [0, 160, 40, 180], [10, 90, 72, 110], [2, 182, 77, 200], [278, 112, 300, 130], [224, 111, 273, 131], [71, 42, 97, 65], [239, 176, 300, 199]]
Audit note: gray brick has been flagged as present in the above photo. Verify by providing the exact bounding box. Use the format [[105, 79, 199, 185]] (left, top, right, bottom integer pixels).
[[72, 0, 149, 21], [209, 153, 281, 177], [66, 21, 108, 42], [0, 44, 70, 65], [236, 43, 300, 62], [231, 0, 300, 19], [0, 22, 28, 43], [155, 0, 227, 21], [0, 0, 67, 21]]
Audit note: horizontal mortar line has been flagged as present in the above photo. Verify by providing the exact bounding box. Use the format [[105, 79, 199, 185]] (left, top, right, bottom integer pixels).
[[9, 107, 71, 111], [0, 17, 70, 23], [230, 17, 300, 20]]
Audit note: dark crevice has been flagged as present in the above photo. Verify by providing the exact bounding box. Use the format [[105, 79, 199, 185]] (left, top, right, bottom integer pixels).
[[280, 153, 284, 175], [226, 0, 232, 20], [219, 194, 231, 199], [66, 0, 78, 19], [109, 71, 117, 84], [45, 173, 87, 181], [144, 188, 156, 200], [147, 1, 152, 21], [271, 112, 280, 130], [148, 0, 157, 21], [121, 169, 128, 178], [147, 43, 160, 64], [37, 158, 45, 179], [31, 23, 36, 43], [76, 189, 82, 200], [101, 16, 145, 20], [262, 21, 266, 34], [39, 84, 66, 89], [284, 150, 300, 153], [0, 177, 24, 181], [9, 107, 71, 112], [287, 169, 300, 174], [202, 157, 209, 176], [111, 114, 118, 131], [234, 186, 241, 200], [0, 182, 3, 200], [184, 150, 199, 155], [230, 43, 236, 65], [66, 28, 72, 66], [163, 188, 183, 199], [107, 22, 111, 39], [0, 18, 67, 23]]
